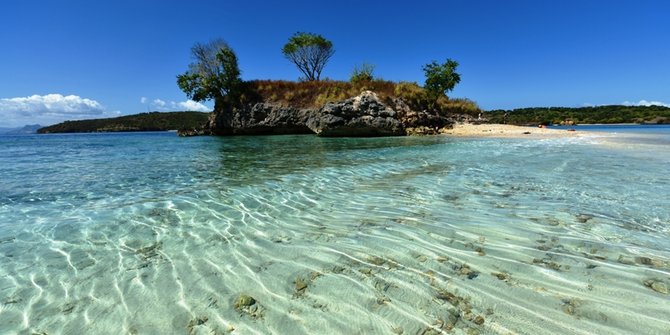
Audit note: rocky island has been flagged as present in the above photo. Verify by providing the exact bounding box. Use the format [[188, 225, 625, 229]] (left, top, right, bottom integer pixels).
[[183, 88, 478, 137], [176, 35, 480, 137]]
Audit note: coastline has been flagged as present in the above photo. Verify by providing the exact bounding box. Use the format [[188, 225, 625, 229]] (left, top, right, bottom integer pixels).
[[442, 123, 594, 138]]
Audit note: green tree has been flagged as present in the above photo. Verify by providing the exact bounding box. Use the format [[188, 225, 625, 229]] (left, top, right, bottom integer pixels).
[[177, 39, 242, 103], [422, 59, 461, 99], [282, 32, 334, 81], [350, 63, 375, 84]]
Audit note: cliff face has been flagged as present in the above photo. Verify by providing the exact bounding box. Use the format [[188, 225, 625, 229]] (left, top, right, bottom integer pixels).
[[306, 91, 405, 136], [200, 91, 470, 137], [207, 102, 316, 136]]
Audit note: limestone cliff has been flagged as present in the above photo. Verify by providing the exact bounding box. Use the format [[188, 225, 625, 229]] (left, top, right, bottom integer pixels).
[[193, 91, 469, 137]]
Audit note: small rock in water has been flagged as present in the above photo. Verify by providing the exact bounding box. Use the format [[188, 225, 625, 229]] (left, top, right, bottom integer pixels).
[[637, 257, 653, 265], [473, 315, 485, 325], [187, 316, 208, 327], [234, 294, 264, 319], [492, 272, 510, 281], [636, 256, 664, 268], [561, 298, 580, 316], [644, 280, 668, 294], [234, 294, 256, 309], [359, 268, 373, 275], [295, 277, 308, 294], [436, 256, 450, 263], [576, 214, 593, 223], [617, 254, 636, 265], [367, 255, 386, 266]]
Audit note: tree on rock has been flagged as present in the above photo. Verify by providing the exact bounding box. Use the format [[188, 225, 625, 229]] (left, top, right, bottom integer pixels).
[[282, 32, 335, 81], [177, 39, 242, 103], [422, 59, 461, 100]]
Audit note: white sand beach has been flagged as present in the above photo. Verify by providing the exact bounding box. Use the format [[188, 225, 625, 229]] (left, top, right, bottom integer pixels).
[[442, 123, 591, 138]]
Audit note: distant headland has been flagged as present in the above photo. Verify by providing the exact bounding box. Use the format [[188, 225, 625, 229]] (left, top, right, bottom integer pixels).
[[36, 111, 209, 134]]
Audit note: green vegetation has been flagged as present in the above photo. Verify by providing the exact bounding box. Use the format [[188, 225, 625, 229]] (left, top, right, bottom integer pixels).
[[247, 79, 480, 115], [486, 105, 670, 125], [175, 35, 478, 118], [349, 63, 375, 85], [282, 32, 335, 81], [422, 59, 461, 100], [177, 39, 242, 103], [37, 112, 210, 133]]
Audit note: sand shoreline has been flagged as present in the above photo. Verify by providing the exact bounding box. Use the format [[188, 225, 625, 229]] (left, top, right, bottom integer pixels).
[[442, 123, 596, 138]]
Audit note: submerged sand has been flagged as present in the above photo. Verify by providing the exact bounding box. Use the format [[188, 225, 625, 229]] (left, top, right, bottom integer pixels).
[[442, 123, 592, 138]]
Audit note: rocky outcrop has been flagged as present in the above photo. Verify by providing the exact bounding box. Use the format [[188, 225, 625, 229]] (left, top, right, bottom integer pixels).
[[207, 102, 316, 135], [203, 91, 462, 137], [306, 91, 405, 136]]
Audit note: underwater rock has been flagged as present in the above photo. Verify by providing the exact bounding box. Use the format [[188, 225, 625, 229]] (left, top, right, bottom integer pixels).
[[186, 316, 208, 334], [636, 257, 664, 268], [617, 254, 635, 265], [455, 263, 479, 279], [295, 277, 308, 294], [234, 294, 256, 308], [576, 214, 593, 223], [359, 268, 373, 276], [644, 280, 668, 294], [637, 257, 654, 265], [561, 298, 581, 316], [136, 242, 162, 260], [492, 272, 510, 281], [436, 256, 450, 263], [473, 315, 485, 325], [367, 255, 386, 266], [234, 294, 264, 319], [532, 258, 562, 271], [294, 272, 323, 297]]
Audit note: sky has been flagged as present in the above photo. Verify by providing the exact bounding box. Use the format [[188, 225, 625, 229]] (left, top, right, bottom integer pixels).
[[1, 0, 669, 127]]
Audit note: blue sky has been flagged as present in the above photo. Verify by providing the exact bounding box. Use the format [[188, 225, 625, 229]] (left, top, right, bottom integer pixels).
[[1, 0, 669, 127]]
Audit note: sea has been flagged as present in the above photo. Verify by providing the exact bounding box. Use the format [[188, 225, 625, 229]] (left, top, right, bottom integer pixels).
[[1, 125, 669, 334]]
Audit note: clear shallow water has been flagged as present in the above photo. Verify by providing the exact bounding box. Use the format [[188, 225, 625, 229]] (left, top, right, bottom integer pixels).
[[1, 130, 669, 334]]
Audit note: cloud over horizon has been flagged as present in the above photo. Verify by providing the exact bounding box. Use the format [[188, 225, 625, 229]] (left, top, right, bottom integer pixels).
[[0, 94, 120, 127], [622, 100, 670, 108], [141, 97, 211, 112]]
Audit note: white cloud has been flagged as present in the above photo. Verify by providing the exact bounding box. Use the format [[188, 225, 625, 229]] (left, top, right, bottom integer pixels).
[[0, 94, 119, 127], [142, 96, 211, 112], [622, 100, 670, 107], [152, 99, 166, 107], [175, 100, 210, 112]]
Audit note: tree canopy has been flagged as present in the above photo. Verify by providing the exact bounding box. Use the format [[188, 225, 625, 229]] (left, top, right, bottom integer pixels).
[[422, 59, 461, 99], [177, 39, 242, 103], [282, 32, 334, 81]]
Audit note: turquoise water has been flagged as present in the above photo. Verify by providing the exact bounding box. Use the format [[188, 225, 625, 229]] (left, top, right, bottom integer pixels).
[[1, 130, 669, 334]]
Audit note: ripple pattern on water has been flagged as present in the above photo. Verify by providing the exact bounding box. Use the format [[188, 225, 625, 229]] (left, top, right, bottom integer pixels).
[[1, 132, 669, 334]]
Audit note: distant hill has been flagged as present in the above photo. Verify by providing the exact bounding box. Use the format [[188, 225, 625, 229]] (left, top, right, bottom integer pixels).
[[485, 105, 670, 125], [37, 111, 210, 134], [0, 124, 42, 135]]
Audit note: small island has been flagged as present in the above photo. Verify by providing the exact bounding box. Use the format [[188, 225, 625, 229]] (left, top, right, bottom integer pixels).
[[37, 111, 210, 134], [174, 34, 480, 137]]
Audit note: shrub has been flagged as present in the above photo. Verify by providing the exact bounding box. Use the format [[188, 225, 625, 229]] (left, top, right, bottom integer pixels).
[[350, 63, 375, 85]]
